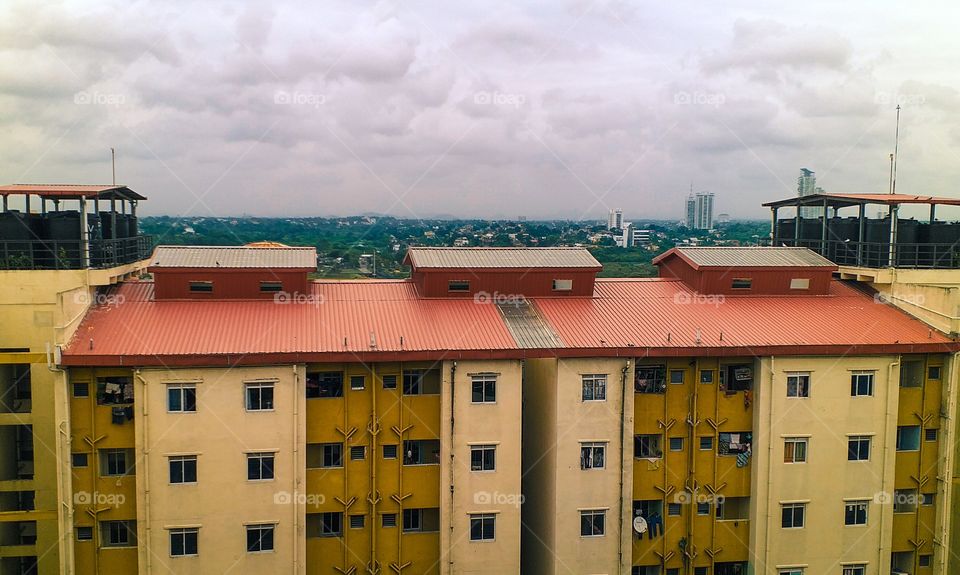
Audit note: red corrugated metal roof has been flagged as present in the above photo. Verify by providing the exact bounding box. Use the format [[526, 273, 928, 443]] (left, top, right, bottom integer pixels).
[[61, 277, 958, 366]]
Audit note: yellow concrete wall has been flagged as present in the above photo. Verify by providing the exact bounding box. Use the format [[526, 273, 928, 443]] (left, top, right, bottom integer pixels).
[[750, 355, 902, 575], [521, 358, 558, 575], [439, 359, 522, 574]]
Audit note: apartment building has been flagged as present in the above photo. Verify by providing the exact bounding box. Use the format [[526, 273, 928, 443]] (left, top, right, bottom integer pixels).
[[0, 184, 151, 575]]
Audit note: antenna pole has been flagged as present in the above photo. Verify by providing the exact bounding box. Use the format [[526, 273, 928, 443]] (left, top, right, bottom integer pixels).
[[110, 147, 116, 185], [891, 105, 900, 195]]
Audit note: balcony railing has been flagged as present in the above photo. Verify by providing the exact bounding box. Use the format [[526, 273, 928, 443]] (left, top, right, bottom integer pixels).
[[775, 238, 960, 269], [0, 235, 153, 270]]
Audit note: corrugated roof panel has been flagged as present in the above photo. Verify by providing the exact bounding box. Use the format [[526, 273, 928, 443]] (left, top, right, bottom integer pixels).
[[150, 245, 317, 269], [406, 247, 601, 269], [664, 247, 835, 268], [496, 301, 564, 349]]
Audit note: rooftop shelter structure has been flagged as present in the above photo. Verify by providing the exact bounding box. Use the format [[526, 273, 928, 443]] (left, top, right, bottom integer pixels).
[[0, 184, 152, 270]]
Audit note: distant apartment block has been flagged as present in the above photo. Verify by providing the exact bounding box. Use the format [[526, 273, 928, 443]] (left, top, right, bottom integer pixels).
[[685, 191, 715, 230], [608, 208, 624, 231]]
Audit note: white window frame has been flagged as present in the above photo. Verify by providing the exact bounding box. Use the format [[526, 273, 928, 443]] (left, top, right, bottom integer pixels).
[[246, 523, 276, 553], [579, 509, 605, 537], [471, 374, 497, 404], [786, 372, 810, 398], [167, 383, 197, 413], [246, 452, 276, 481], [851, 372, 874, 397], [844, 500, 868, 526], [169, 527, 199, 557], [781, 502, 806, 529], [784, 437, 808, 463], [469, 513, 496, 541], [580, 442, 606, 470], [470, 444, 496, 472], [581, 374, 607, 401], [169, 455, 198, 484], [245, 382, 275, 411], [848, 436, 871, 461]]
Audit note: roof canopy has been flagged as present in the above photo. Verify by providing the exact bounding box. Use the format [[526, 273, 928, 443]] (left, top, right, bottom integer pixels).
[[404, 247, 601, 270], [763, 193, 960, 209], [653, 247, 837, 269], [149, 245, 317, 269], [0, 184, 146, 201]]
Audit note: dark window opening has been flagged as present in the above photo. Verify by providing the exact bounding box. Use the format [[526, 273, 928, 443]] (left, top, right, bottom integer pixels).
[[188, 281, 213, 293], [448, 280, 470, 292], [259, 281, 283, 293], [306, 372, 343, 398]]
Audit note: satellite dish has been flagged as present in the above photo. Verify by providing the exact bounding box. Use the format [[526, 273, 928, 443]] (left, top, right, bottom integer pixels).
[[633, 515, 648, 534]]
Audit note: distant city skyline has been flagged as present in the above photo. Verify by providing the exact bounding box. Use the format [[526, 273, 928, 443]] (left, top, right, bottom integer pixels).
[[3, 1, 960, 221]]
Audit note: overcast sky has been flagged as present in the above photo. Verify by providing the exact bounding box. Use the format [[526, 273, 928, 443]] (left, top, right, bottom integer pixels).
[[3, 0, 960, 220]]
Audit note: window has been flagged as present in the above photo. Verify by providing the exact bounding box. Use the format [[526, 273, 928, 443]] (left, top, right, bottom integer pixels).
[[72, 453, 89, 468], [247, 452, 275, 481], [783, 438, 808, 463], [350, 515, 365, 529], [306, 443, 342, 468], [100, 448, 134, 476], [894, 489, 917, 513], [448, 280, 470, 292], [350, 375, 365, 391], [580, 442, 606, 469], [900, 360, 924, 387], [188, 281, 213, 292], [844, 500, 868, 526], [850, 372, 874, 397], [382, 374, 397, 389], [922, 493, 934, 506], [580, 509, 605, 536], [246, 524, 275, 552], [168, 384, 197, 412], [306, 372, 343, 398], [635, 365, 666, 394], [718, 432, 752, 456], [552, 279, 573, 291], [101, 520, 136, 547], [697, 502, 710, 515], [694, 569, 708, 575], [848, 436, 871, 461], [731, 278, 752, 289], [76, 526, 93, 541], [669, 437, 684, 451], [96, 376, 133, 405], [897, 426, 921, 451], [403, 440, 440, 465], [169, 528, 198, 557], [781, 503, 805, 528], [667, 503, 681, 516], [403, 508, 439, 532], [786, 373, 810, 398], [73, 383, 89, 398], [790, 278, 810, 290], [720, 364, 753, 391], [699, 437, 713, 450], [471, 374, 496, 403], [471, 445, 496, 471], [382, 513, 397, 528], [245, 382, 274, 411], [259, 281, 283, 293], [669, 370, 684, 384], [925, 428, 938, 442], [779, 570, 803, 575], [382, 444, 397, 459], [928, 365, 942, 380], [350, 446, 366, 461], [919, 554, 932, 567], [314, 512, 343, 537], [169, 455, 197, 484], [582, 374, 607, 401], [403, 369, 440, 395], [842, 566, 865, 575], [469, 513, 495, 541], [634, 435, 662, 458], [700, 370, 714, 384]]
